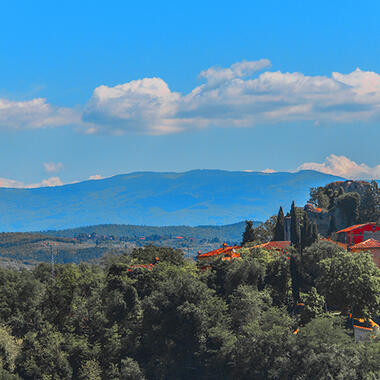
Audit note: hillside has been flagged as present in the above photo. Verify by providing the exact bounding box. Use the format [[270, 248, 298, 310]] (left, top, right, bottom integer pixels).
[[43, 221, 251, 242], [0, 222, 255, 267], [0, 170, 344, 231]]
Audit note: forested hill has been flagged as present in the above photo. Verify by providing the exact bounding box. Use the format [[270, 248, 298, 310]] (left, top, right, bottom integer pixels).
[[42, 221, 252, 242], [0, 169, 344, 231]]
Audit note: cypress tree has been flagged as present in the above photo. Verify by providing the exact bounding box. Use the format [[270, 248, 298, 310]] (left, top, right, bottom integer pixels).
[[311, 222, 319, 244], [273, 206, 285, 241], [241, 220, 256, 245], [301, 213, 311, 250], [290, 201, 301, 249]]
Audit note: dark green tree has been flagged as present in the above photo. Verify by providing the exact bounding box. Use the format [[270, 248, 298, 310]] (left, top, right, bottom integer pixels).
[[273, 206, 285, 241], [301, 213, 312, 251], [359, 180, 380, 223], [316, 251, 380, 315], [288, 317, 361, 379], [290, 201, 301, 249], [336, 192, 360, 226], [311, 221, 319, 244], [241, 220, 256, 245]]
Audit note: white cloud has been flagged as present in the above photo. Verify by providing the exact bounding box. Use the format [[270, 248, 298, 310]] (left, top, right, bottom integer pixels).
[[81, 60, 380, 134], [262, 168, 277, 173], [82, 78, 182, 135], [199, 59, 271, 86], [298, 154, 380, 180], [4, 60, 380, 135], [0, 98, 80, 130], [0, 176, 64, 188], [89, 174, 104, 180], [44, 162, 64, 173]]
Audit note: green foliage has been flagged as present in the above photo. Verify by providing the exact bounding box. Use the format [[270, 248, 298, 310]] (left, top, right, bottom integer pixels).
[[289, 316, 361, 379], [0, 243, 377, 379], [78, 359, 102, 380], [299, 287, 325, 324], [337, 192, 361, 226], [310, 180, 380, 230], [251, 215, 277, 243], [241, 220, 257, 245], [120, 357, 146, 380], [327, 214, 337, 236], [290, 201, 301, 249], [273, 206, 285, 241], [316, 251, 380, 316], [130, 245, 184, 266], [0, 325, 21, 374]]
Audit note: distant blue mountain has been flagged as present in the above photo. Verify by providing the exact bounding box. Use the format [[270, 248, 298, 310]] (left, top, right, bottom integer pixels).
[[0, 170, 344, 232]]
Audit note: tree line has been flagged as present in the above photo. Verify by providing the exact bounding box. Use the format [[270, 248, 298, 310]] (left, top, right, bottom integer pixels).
[[0, 237, 378, 379]]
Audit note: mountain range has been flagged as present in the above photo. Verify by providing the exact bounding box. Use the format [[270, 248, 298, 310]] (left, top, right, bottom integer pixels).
[[0, 170, 344, 231]]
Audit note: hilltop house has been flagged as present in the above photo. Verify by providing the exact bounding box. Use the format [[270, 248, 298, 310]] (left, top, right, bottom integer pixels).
[[350, 238, 380, 268], [336, 222, 380, 246], [196, 243, 241, 264]]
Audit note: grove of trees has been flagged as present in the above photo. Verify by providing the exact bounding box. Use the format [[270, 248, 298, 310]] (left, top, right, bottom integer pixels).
[[0, 240, 378, 379]]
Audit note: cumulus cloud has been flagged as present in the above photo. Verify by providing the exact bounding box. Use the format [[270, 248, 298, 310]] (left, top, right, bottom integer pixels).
[[298, 154, 380, 180], [199, 59, 271, 86], [44, 162, 64, 173], [81, 61, 380, 134], [0, 98, 80, 130], [82, 78, 183, 134], [262, 168, 277, 173], [0, 176, 64, 188], [4, 60, 380, 135]]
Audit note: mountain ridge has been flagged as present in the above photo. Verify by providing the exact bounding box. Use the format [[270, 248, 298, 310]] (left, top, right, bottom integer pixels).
[[0, 169, 345, 231]]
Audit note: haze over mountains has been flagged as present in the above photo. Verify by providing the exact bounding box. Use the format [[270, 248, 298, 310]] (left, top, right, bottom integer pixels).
[[0, 170, 344, 232]]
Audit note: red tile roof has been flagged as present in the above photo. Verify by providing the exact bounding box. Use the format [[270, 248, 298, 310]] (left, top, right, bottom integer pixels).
[[337, 223, 376, 234], [350, 238, 380, 250], [197, 245, 241, 259]]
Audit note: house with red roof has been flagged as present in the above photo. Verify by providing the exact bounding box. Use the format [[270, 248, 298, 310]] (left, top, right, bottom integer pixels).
[[350, 238, 380, 268], [196, 243, 241, 264], [336, 222, 380, 246]]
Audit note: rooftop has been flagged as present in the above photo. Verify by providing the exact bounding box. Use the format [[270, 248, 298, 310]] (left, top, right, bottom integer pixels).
[[197, 245, 241, 259], [350, 238, 380, 250], [336, 222, 377, 234]]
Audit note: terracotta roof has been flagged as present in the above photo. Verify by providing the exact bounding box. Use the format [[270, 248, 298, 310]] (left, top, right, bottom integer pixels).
[[253, 241, 290, 250], [197, 245, 241, 259], [336, 223, 376, 234], [350, 238, 380, 250]]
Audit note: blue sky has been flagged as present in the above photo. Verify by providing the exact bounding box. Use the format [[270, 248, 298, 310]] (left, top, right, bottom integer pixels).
[[1, 0, 380, 186]]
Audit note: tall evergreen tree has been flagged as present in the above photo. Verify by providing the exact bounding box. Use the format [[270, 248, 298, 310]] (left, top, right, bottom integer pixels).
[[273, 207, 285, 241], [290, 201, 301, 249], [301, 213, 312, 250], [241, 220, 256, 245], [311, 222, 319, 244]]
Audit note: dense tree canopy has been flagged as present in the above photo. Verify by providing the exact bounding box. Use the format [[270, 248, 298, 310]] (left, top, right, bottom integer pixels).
[[0, 242, 378, 379]]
